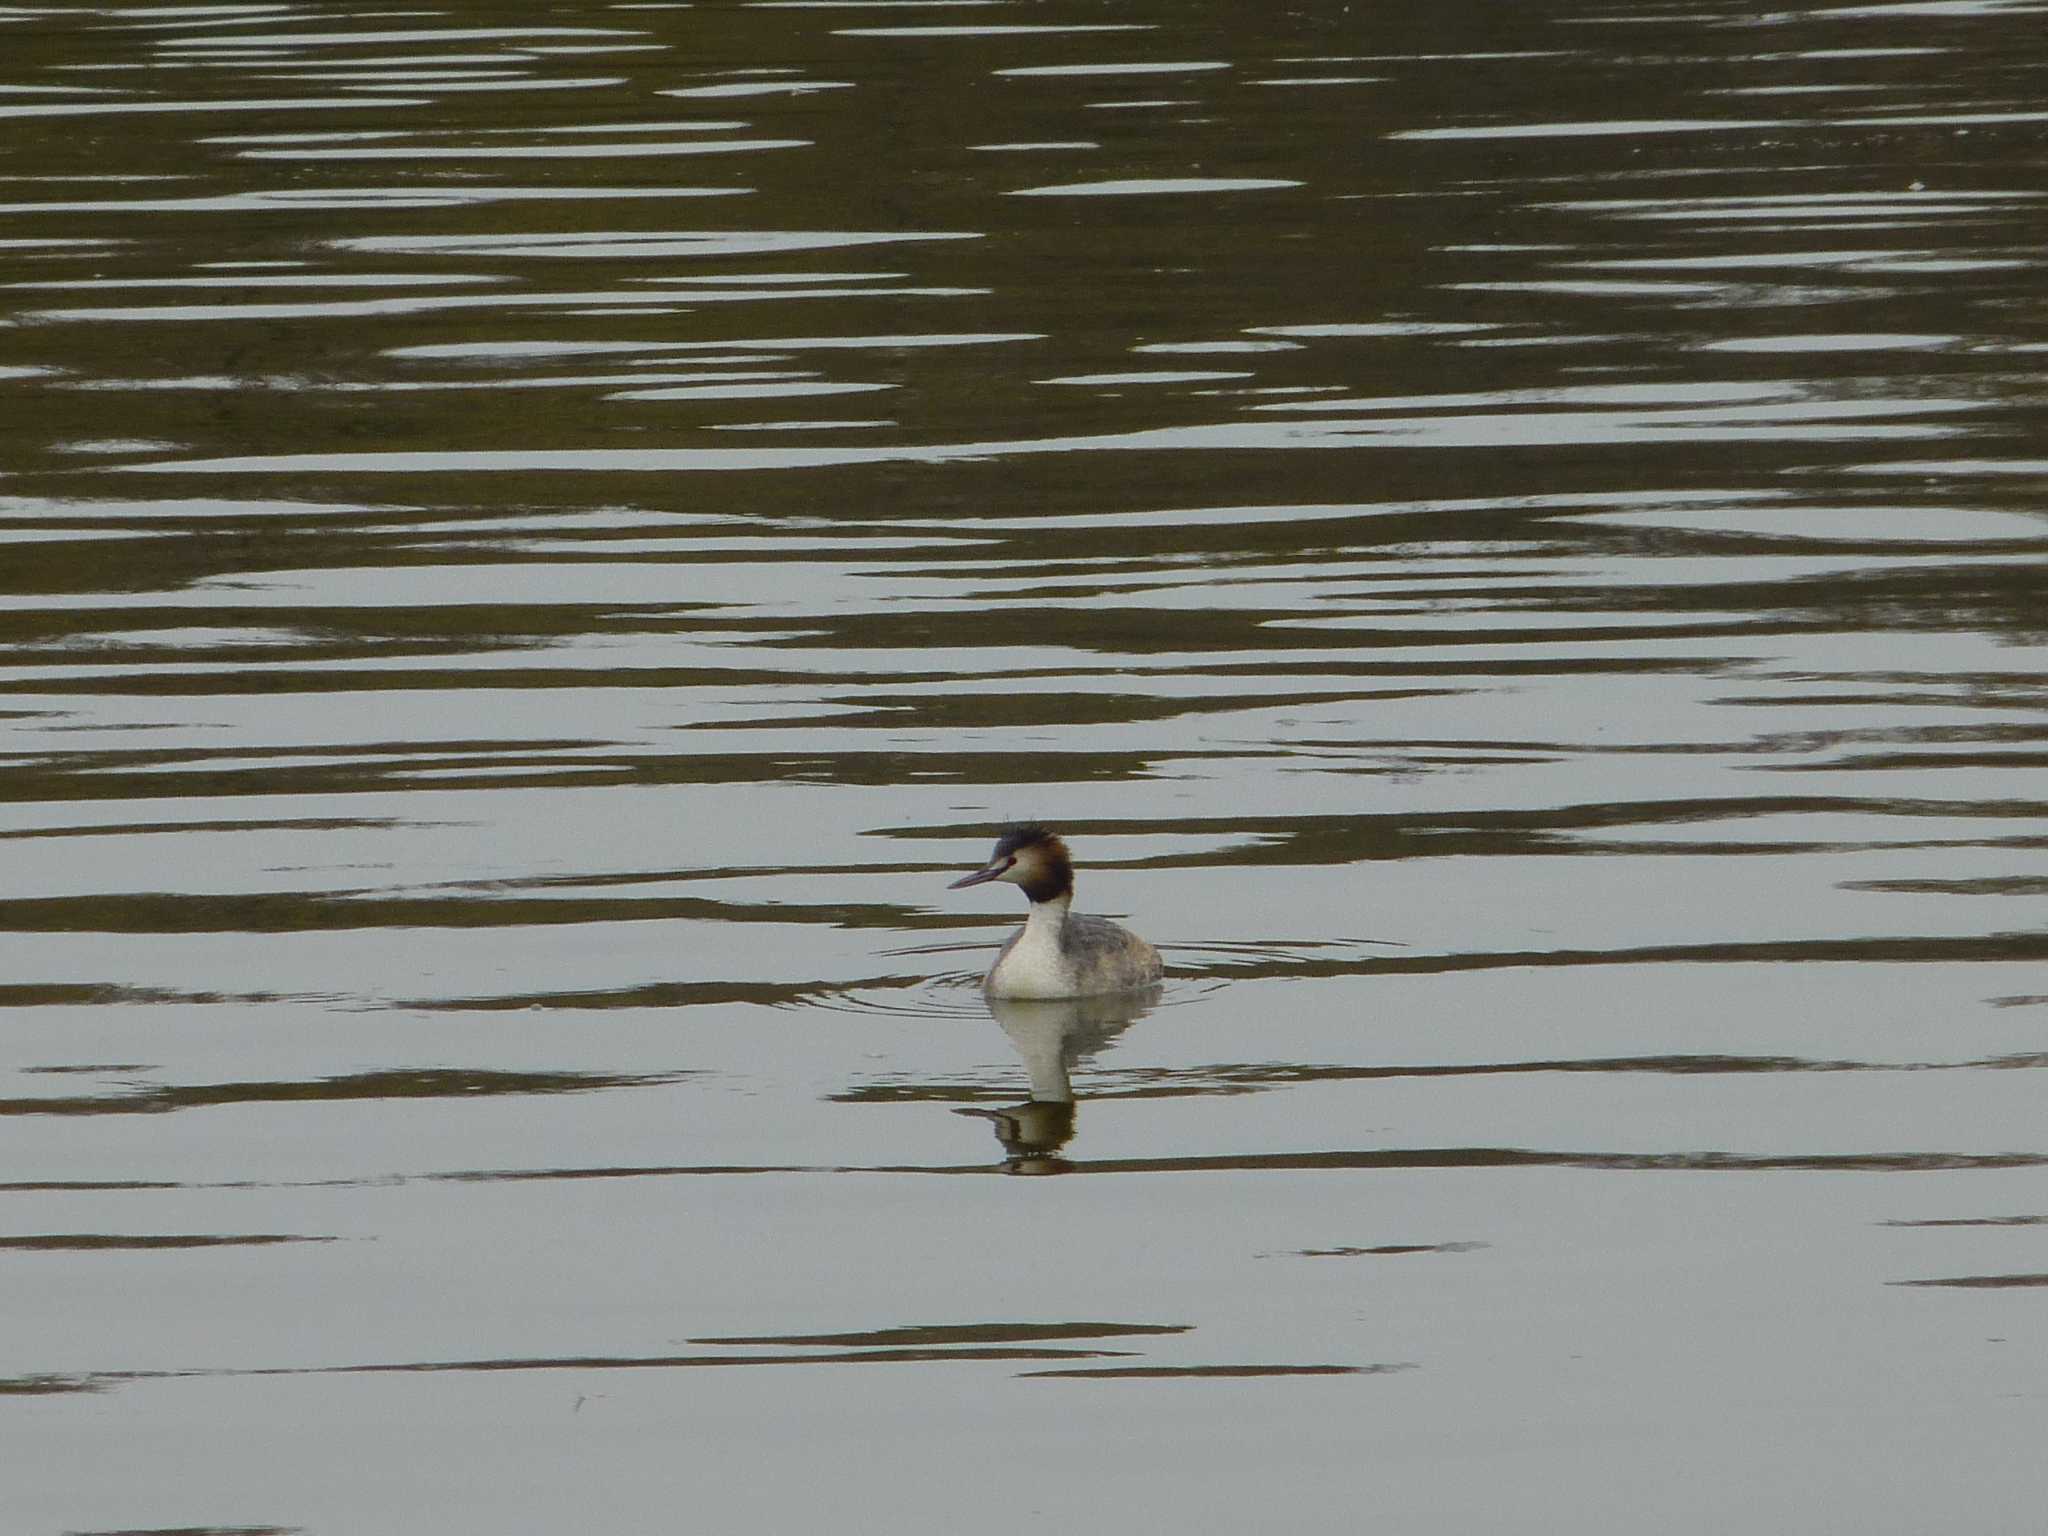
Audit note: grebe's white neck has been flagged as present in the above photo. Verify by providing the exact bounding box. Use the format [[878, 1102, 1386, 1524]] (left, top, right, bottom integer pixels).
[[1015, 892, 1072, 960], [986, 892, 1076, 999]]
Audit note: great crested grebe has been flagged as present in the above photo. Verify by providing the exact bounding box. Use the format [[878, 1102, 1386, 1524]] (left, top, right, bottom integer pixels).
[[947, 825, 1163, 998]]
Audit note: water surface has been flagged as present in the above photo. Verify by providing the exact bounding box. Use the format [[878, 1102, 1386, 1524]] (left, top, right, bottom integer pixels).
[[5, 2, 2048, 1531]]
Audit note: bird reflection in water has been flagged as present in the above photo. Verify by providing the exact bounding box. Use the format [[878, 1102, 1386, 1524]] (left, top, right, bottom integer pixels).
[[958, 987, 1161, 1175]]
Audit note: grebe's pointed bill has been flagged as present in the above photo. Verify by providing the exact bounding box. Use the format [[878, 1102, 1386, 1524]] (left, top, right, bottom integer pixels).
[[948, 856, 1011, 889], [949, 825, 1063, 898]]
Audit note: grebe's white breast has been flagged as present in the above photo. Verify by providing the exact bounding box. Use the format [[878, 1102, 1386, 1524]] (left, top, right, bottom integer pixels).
[[985, 898, 1079, 999], [983, 895, 1162, 999]]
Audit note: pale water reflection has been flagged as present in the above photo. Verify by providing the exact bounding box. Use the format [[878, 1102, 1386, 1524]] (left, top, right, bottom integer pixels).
[[955, 990, 1159, 1173], [6, 0, 2048, 1531]]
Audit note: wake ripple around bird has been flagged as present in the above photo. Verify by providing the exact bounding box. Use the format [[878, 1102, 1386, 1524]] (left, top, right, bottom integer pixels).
[[786, 937, 1390, 1019]]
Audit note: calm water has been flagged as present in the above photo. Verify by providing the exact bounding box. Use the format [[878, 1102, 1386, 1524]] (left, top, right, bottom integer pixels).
[[6, 1, 2048, 1530]]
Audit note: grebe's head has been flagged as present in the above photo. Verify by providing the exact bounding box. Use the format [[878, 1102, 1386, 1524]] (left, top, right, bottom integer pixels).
[[948, 824, 1073, 903]]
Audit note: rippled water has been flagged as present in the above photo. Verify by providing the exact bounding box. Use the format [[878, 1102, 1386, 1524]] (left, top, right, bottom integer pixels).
[[7, 2, 2048, 1530]]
